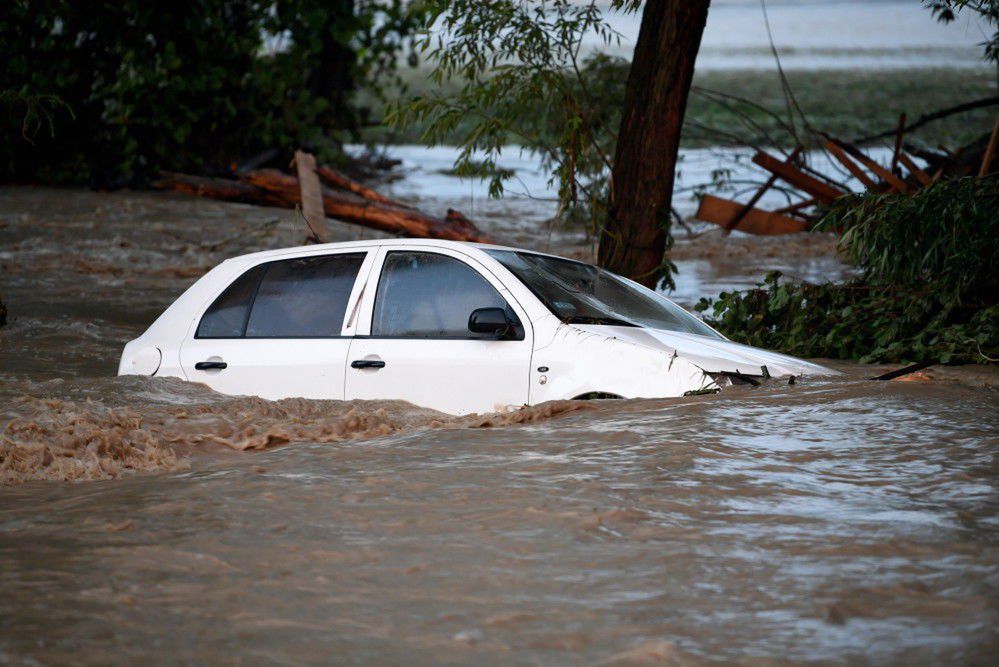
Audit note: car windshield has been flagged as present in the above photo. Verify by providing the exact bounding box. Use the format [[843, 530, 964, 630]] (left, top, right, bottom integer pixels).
[[486, 250, 723, 339]]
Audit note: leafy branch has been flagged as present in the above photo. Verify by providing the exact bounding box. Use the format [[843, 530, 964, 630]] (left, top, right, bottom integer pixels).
[[386, 0, 640, 227]]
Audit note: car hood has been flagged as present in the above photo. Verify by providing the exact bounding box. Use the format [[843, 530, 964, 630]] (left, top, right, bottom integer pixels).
[[571, 325, 835, 377]]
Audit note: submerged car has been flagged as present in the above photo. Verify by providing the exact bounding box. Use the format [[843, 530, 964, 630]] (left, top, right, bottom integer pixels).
[[119, 239, 832, 415]]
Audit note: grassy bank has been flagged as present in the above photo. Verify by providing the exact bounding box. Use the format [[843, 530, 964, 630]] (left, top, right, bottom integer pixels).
[[365, 66, 997, 150], [686, 68, 998, 150]]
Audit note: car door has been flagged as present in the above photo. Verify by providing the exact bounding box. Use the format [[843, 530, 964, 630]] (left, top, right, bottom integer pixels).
[[179, 249, 372, 400], [344, 247, 533, 415]]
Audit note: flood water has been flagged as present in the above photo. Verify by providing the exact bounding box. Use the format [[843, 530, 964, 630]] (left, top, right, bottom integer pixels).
[[1, 182, 997, 663]]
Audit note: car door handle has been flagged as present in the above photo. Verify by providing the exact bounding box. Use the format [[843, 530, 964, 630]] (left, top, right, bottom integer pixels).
[[351, 359, 385, 369], [195, 361, 227, 371]]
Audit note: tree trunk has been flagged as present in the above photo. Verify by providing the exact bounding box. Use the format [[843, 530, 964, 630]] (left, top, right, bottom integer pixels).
[[598, 1, 711, 288]]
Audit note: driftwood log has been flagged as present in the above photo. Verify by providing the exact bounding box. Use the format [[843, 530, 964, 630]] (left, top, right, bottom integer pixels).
[[316, 165, 407, 208], [153, 168, 492, 243]]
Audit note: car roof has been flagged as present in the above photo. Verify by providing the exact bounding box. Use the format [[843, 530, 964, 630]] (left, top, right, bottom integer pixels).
[[221, 238, 562, 264]]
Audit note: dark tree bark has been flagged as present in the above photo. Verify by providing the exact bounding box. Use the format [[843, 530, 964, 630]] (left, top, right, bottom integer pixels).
[[598, 1, 711, 288]]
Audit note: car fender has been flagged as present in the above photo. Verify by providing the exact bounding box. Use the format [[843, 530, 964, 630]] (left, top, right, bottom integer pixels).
[[529, 324, 717, 402]]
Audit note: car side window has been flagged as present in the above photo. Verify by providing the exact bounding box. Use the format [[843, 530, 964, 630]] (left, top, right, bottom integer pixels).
[[246, 253, 365, 337], [372, 251, 514, 338], [196, 253, 364, 338], [196, 264, 266, 338]]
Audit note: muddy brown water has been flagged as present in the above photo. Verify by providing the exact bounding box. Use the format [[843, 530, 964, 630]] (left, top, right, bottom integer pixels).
[[1, 187, 997, 663]]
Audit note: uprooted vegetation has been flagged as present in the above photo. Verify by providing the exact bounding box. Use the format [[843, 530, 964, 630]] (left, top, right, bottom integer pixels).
[[696, 177, 999, 365]]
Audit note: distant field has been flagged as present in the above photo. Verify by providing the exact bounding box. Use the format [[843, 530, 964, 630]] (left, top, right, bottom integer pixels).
[[364, 67, 997, 151], [686, 68, 997, 150]]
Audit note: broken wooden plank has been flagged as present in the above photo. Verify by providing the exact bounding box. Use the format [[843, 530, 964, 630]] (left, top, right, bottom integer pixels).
[[978, 114, 999, 177], [751, 151, 848, 204], [825, 141, 879, 190], [696, 195, 810, 235], [724, 147, 802, 234], [897, 152, 933, 187], [293, 150, 329, 243], [830, 139, 910, 193]]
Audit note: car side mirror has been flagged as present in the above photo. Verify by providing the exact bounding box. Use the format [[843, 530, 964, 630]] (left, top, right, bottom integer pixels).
[[468, 307, 513, 338]]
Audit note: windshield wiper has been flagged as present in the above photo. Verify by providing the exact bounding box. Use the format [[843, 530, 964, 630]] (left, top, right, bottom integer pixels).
[[564, 316, 638, 327]]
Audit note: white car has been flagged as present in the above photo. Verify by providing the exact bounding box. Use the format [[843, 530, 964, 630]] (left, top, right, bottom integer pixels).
[[119, 239, 832, 415]]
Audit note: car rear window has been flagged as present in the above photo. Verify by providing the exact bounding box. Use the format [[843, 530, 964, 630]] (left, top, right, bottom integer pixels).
[[196, 253, 365, 338], [195, 264, 266, 338]]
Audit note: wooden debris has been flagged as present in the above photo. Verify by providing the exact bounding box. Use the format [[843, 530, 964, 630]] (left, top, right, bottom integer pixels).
[[153, 172, 293, 208], [293, 150, 329, 243], [724, 147, 802, 234], [316, 165, 407, 208], [897, 153, 933, 187], [696, 195, 810, 235], [751, 151, 848, 204], [830, 139, 910, 193], [241, 169, 491, 242], [978, 114, 999, 177], [825, 141, 879, 190], [697, 102, 996, 243], [154, 169, 492, 243]]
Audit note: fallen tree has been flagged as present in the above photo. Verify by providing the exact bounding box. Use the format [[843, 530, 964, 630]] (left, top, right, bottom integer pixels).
[[153, 166, 492, 243]]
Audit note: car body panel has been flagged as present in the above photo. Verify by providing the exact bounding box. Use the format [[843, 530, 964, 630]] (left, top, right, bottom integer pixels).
[[528, 320, 717, 402], [343, 245, 534, 415], [570, 325, 831, 377]]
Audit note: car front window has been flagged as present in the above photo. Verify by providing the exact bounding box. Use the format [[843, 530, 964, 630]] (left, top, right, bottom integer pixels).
[[372, 251, 521, 339], [486, 250, 722, 339]]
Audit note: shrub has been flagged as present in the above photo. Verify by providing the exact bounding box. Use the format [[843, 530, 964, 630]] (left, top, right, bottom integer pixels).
[[696, 178, 999, 364]]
